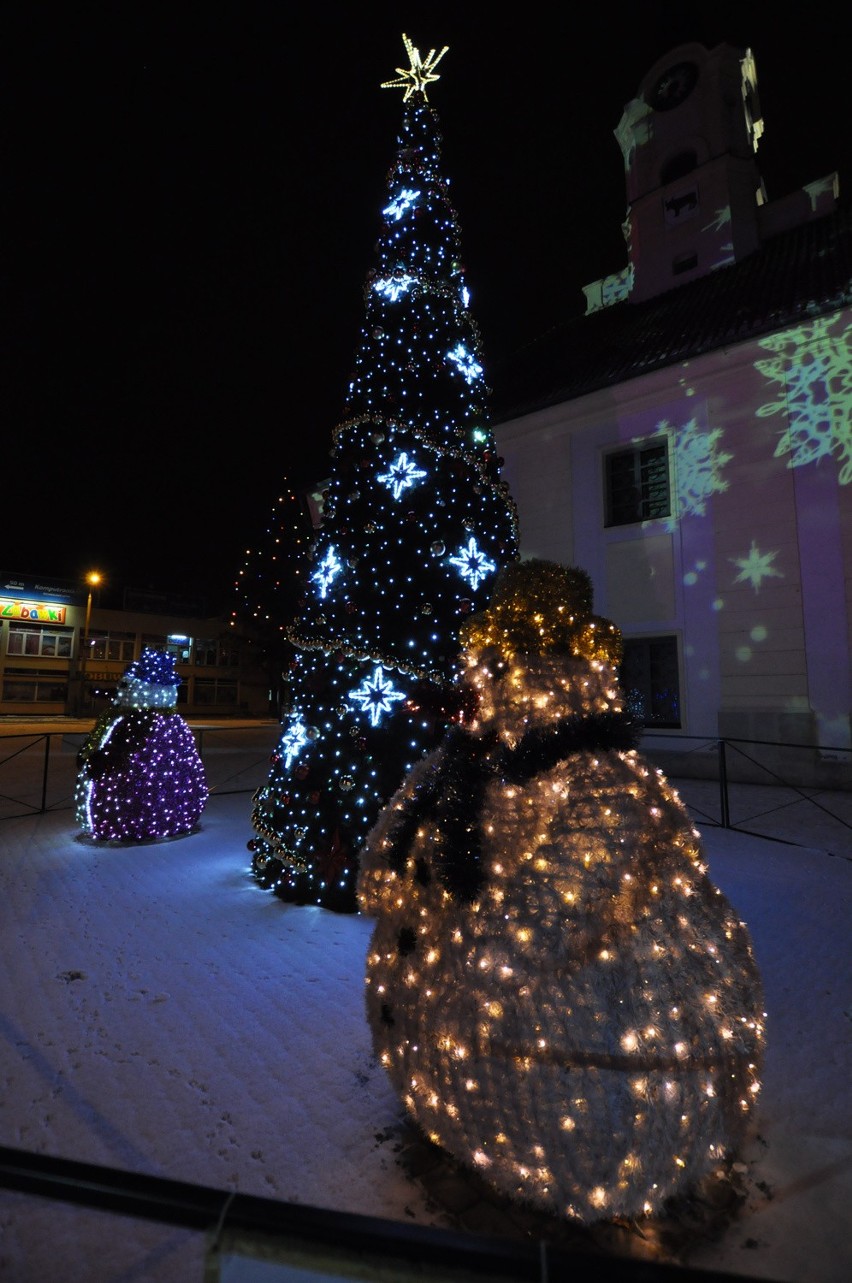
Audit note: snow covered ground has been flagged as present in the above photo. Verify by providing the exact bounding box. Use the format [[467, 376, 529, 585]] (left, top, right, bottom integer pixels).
[[0, 787, 849, 1282]]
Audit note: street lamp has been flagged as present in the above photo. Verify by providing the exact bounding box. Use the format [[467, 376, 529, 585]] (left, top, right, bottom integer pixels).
[[77, 571, 103, 714]]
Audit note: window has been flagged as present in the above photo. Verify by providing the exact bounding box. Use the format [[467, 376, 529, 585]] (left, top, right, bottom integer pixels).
[[619, 636, 681, 728], [88, 630, 135, 663], [141, 635, 192, 664], [6, 622, 73, 659], [167, 634, 192, 663], [604, 440, 671, 526], [194, 639, 218, 667], [194, 678, 238, 705], [194, 639, 239, 667], [2, 667, 69, 703]]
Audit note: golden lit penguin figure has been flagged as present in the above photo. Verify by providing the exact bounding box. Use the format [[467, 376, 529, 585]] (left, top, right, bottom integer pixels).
[[357, 559, 764, 1224]]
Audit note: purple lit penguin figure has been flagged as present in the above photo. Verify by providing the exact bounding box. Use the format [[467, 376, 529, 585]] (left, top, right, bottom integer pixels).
[[357, 559, 765, 1225], [75, 647, 208, 842]]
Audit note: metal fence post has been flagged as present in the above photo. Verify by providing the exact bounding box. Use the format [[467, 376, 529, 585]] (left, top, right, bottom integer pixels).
[[718, 738, 730, 828], [40, 734, 51, 815]]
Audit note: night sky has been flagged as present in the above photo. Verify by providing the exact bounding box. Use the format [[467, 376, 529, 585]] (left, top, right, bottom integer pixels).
[[6, 3, 848, 613]]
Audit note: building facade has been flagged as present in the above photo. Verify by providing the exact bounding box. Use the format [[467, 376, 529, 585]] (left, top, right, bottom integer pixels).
[[0, 572, 273, 719], [491, 43, 852, 786]]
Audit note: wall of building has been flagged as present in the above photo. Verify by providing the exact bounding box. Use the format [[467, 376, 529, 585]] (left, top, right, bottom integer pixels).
[[494, 304, 852, 772]]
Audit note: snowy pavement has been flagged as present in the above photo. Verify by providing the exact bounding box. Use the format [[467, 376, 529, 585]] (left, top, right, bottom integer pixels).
[[0, 788, 849, 1282]]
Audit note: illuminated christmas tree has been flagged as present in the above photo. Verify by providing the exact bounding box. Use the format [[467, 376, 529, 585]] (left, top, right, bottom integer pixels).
[[358, 559, 765, 1223], [75, 648, 208, 842], [248, 35, 519, 912], [230, 483, 315, 718]]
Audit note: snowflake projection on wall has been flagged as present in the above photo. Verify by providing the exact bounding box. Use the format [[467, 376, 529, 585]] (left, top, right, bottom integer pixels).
[[614, 97, 653, 172], [348, 666, 406, 727], [376, 451, 428, 499], [448, 537, 497, 591], [703, 206, 732, 234], [655, 417, 732, 522], [311, 547, 343, 599], [755, 315, 852, 485], [730, 540, 783, 592]]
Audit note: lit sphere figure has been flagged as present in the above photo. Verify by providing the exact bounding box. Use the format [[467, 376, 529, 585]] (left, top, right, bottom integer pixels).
[[357, 559, 765, 1224], [75, 648, 208, 843]]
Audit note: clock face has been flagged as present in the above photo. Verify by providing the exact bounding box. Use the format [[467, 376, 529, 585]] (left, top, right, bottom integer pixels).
[[649, 60, 698, 111]]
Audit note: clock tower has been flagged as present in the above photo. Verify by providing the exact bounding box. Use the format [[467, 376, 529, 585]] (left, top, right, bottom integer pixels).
[[605, 42, 767, 305]]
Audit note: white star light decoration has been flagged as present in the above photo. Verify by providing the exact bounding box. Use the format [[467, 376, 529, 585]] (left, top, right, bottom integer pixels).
[[383, 188, 420, 221], [349, 666, 406, 727], [376, 451, 428, 499], [311, 546, 342, 599], [281, 716, 308, 769], [373, 273, 416, 302], [449, 537, 497, 591], [381, 34, 448, 101], [447, 342, 483, 384]]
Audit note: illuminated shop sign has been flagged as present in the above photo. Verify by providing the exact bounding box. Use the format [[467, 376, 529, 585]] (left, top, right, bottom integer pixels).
[[0, 599, 68, 624]]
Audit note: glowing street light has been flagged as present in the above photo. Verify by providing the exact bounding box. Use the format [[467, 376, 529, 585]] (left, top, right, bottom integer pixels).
[[77, 570, 103, 714]]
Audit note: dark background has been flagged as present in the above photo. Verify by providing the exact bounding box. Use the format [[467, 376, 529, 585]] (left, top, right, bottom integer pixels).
[[5, 2, 849, 612]]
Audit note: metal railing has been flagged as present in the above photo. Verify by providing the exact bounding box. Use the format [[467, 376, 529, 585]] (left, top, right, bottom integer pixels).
[[1, 723, 849, 854], [0, 1143, 767, 1282], [637, 732, 851, 853], [0, 722, 281, 822]]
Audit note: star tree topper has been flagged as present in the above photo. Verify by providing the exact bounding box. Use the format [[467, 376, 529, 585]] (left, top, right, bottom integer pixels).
[[381, 33, 448, 101]]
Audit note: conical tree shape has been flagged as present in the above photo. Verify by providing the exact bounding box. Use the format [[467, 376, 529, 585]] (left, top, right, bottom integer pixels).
[[230, 481, 315, 719], [249, 36, 519, 911]]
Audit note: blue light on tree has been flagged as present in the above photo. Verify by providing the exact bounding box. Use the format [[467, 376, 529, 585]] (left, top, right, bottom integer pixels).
[[311, 547, 343, 599], [376, 451, 428, 498], [446, 342, 483, 384], [248, 34, 519, 913], [384, 187, 420, 221], [281, 716, 308, 768], [349, 666, 407, 726], [373, 273, 416, 302], [449, 537, 497, 591]]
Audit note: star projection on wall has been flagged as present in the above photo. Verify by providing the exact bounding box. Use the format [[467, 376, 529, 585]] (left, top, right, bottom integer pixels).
[[311, 546, 343, 599], [449, 537, 497, 591], [756, 315, 852, 484], [730, 540, 783, 591], [376, 451, 428, 499], [348, 665, 406, 726]]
